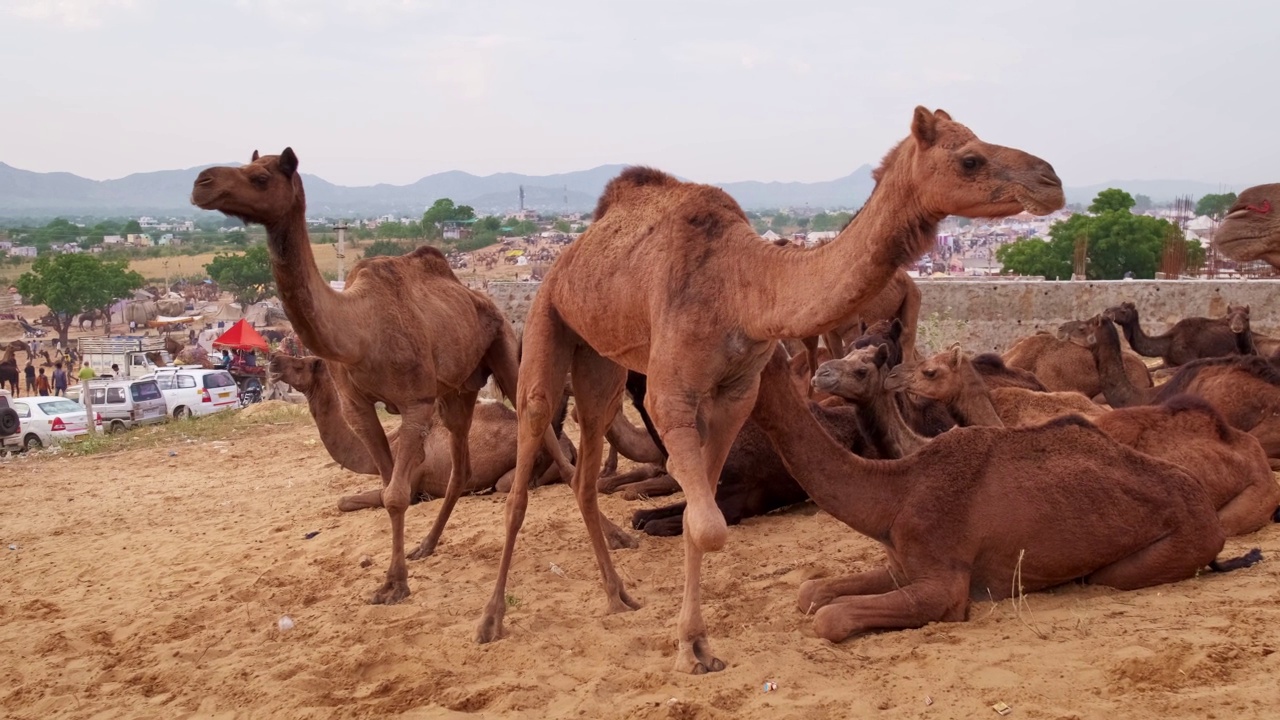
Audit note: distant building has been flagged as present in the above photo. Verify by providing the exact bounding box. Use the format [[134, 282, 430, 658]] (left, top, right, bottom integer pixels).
[[441, 219, 476, 241], [103, 235, 125, 245], [8, 246, 37, 258]]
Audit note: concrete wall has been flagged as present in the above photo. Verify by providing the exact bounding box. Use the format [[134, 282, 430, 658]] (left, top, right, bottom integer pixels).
[[487, 279, 1280, 356]]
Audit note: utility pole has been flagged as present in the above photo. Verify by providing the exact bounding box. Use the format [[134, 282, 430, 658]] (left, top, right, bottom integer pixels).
[[162, 260, 170, 292], [333, 221, 348, 287]]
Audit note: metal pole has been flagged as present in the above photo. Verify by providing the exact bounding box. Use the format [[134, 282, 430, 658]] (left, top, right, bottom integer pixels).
[[333, 221, 348, 285]]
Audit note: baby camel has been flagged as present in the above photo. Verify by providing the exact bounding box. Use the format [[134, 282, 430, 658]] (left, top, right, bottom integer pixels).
[[1104, 301, 1253, 368], [748, 347, 1260, 642], [268, 354, 570, 508]]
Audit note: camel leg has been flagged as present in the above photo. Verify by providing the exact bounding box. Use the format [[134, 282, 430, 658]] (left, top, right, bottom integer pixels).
[[409, 390, 478, 560], [811, 577, 970, 643], [565, 348, 642, 612], [597, 463, 666, 494], [823, 329, 845, 361], [800, 336, 820, 395], [338, 489, 385, 512], [1215, 477, 1280, 537], [1087, 522, 1224, 591], [797, 567, 899, 614], [603, 444, 619, 476], [649, 374, 760, 675], [477, 310, 573, 644], [1247, 421, 1280, 471], [619, 475, 682, 500], [632, 501, 687, 536], [371, 401, 433, 605]]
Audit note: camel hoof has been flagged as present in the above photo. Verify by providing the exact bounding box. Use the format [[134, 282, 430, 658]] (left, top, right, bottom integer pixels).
[[369, 579, 410, 605], [812, 605, 852, 643], [407, 542, 437, 561], [797, 579, 834, 614], [606, 526, 639, 550], [475, 612, 504, 644], [675, 637, 726, 674], [607, 589, 643, 614]]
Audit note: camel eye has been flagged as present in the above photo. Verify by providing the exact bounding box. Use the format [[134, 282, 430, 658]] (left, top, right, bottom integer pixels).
[[854, 369, 868, 378], [252, 175, 269, 187], [923, 369, 937, 379], [961, 156, 983, 171]]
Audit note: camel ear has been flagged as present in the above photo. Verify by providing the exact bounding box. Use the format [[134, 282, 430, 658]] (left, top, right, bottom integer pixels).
[[889, 318, 903, 339], [251, 150, 260, 162], [279, 147, 298, 178], [912, 106, 938, 147], [933, 108, 953, 122], [947, 344, 963, 365], [873, 344, 889, 367]]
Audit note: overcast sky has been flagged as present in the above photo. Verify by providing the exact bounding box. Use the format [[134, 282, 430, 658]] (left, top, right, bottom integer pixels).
[[5, 0, 1274, 188]]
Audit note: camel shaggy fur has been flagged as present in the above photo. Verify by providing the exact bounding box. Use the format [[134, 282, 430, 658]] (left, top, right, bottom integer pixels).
[[192, 149, 573, 606], [477, 107, 1065, 672]]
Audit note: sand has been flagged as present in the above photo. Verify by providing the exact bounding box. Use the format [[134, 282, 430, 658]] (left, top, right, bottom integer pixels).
[[2, 406, 1279, 719]]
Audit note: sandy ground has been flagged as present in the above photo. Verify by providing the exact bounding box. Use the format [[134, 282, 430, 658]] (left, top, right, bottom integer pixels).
[[2, 404, 1279, 719]]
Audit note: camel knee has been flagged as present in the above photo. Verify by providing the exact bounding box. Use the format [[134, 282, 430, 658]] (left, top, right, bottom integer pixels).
[[338, 489, 384, 512], [685, 502, 728, 552]]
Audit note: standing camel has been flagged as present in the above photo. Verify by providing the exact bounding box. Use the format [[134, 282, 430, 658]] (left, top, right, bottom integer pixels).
[[476, 107, 1065, 673], [192, 149, 574, 605]]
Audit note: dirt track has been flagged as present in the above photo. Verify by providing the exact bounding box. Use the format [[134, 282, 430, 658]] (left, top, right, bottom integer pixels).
[[2, 404, 1278, 719]]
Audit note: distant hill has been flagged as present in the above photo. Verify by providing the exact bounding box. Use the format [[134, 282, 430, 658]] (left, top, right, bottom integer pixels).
[[0, 160, 1244, 219]]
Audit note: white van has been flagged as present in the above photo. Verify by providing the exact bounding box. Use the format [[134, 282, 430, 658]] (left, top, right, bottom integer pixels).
[[84, 377, 169, 433], [150, 368, 240, 418]]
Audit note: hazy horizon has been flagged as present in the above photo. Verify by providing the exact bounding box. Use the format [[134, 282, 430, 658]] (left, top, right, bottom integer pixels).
[[6, 1, 1275, 189]]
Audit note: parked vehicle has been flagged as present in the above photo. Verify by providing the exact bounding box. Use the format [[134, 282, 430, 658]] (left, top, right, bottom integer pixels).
[[8, 397, 99, 450], [149, 368, 240, 418], [82, 377, 169, 434], [78, 336, 170, 378], [0, 390, 23, 454]]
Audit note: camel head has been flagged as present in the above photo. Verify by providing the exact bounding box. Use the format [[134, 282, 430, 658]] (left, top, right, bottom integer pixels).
[[812, 344, 890, 401], [1101, 301, 1138, 326], [1226, 304, 1250, 334], [1064, 314, 1124, 352], [1058, 318, 1094, 347], [876, 107, 1064, 219], [885, 344, 968, 401], [1213, 184, 1280, 269], [191, 148, 303, 227], [268, 352, 323, 393]]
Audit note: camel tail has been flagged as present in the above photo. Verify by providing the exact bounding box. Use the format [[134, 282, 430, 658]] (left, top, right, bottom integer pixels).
[[1208, 547, 1263, 573]]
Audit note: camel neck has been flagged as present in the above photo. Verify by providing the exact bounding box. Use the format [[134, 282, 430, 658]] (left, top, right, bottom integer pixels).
[[304, 370, 378, 474], [1118, 315, 1168, 357], [853, 385, 927, 458], [1093, 324, 1147, 407], [752, 353, 908, 542], [744, 163, 940, 340], [264, 200, 360, 364], [946, 369, 1004, 427]]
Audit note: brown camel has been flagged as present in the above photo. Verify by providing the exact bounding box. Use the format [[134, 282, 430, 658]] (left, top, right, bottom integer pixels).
[[477, 107, 1065, 672], [0, 341, 28, 393], [192, 149, 574, 605], [267, 353, 568, 507], [748, 347, 1259, 642], [1212, 184, 1280, 268], [163, 336, 184, 357], [1104, 301, 1252, 367], [1002, 327, 1151, 397], [812, 344, 927, 458], [799, 268, 922, 378], [893, 345, 1105, 427], [1067, 315, 1280, 468]]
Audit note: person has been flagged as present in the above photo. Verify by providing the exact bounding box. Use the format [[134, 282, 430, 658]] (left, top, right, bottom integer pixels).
[[110, 363, 120, 377], [129, 320, 137, 332], [23, 361, 35, 397], [35, 368, 50, 396], [221, 349, 232, 369], [52, 362, 68, 397]]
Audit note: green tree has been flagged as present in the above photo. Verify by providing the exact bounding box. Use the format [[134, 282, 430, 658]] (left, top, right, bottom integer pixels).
[[205, 245, 276, 306], [362, 239, 412, 258], [16, 254, 144, 345], [123, 219, 143, 234], [769, 213, 793, 234], [1088, 188, 1135, 214], [1133, 194, 1153, 212], [1195, 192, 1238, 220], [478, 216, 502, 232], [553, 219, 571, 233], [421, 198, 477, 239]]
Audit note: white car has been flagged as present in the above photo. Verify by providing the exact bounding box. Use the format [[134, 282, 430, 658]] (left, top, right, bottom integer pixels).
[[150, 368, 241, 418], [9, 397, 99, 451]]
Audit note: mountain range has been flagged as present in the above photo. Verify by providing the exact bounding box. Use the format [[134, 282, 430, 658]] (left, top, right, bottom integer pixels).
[[0, 160, 1242, 220]]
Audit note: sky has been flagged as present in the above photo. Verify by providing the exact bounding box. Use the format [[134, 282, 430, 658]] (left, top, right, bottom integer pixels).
[[3, 0, 1275, 188]]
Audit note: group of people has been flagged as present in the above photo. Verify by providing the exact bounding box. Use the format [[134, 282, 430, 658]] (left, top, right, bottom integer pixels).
[[18, 360, 68, 398]]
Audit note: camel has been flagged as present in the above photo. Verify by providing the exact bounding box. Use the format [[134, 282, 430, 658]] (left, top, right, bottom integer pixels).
[[894, 345, 1105, 427], [799, 269, 922, 379], [812, 344, 927, 459], [1067, 314, 1280, 468], [0, 340, 28, 393], [268, 354, 569, 507], [1104, 301, 1252, 367], [1002, 327, 1151, 397], [192, 148, 575, 606], [746, 346, 1260, 642], [1211, 184, 1280, 268], [477, 107, 1066, 672], [163, 336, 184, 357], [77, 308, 105, 331]]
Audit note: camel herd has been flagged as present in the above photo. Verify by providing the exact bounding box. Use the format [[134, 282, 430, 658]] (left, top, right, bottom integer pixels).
[[189, 107, 1280, 675]]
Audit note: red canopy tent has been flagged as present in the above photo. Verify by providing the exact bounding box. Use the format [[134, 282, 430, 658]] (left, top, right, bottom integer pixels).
[[211, 319, 269, 354]]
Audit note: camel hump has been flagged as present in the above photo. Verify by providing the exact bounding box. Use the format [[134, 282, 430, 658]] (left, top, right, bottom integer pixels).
[[594, 166, 680, 220], [407, 245, 455, 275], [1158, 393, 1233, 441], [1029, 413, 1104, 435]]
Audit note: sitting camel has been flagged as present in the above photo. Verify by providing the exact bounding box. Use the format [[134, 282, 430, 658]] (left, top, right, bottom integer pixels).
[[894, 345, 1105, 427], [1002, 326, 1151, 397], [747, 346, 1260, 642], [812, 344, 927, 458], [1104, 301, 1253, 368], [1066, 314, 1280, 468], [268, 354, 569, 508], [1212, 184, 1280, 269]]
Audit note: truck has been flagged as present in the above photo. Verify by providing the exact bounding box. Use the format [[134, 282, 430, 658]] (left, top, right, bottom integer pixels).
[[78, 336, 171, 378]]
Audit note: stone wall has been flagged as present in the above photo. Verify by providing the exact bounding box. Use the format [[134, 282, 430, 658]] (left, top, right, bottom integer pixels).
[[488, 279, 1280, 355]]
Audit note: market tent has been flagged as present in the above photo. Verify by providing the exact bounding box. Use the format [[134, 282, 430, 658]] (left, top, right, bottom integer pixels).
[[211, 319, 269, 353]]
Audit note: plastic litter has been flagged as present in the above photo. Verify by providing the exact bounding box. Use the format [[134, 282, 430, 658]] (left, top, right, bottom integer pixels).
[[992, 702, 1012, 716], [762, 681, 778, 693], [549, 563, 566, 577], [303, 531, 320, 540], [278, 615, 295, 632], [7, 544, 17, 551]]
